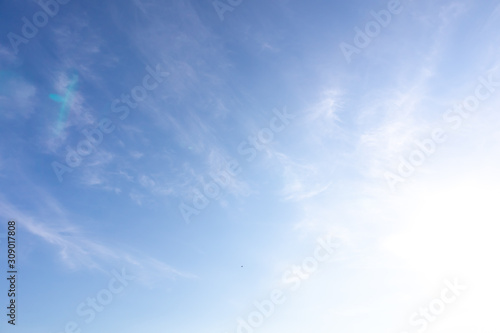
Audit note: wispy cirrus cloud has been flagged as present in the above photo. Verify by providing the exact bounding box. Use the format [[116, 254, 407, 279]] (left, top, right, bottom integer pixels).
[[0, 188, 195, 284], [0, 75, 37, 119]]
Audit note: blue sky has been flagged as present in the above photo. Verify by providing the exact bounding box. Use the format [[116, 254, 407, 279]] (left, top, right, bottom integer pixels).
[[1, 0, 500, 332]]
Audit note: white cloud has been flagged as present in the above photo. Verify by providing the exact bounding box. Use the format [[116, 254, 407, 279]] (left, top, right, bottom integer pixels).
[[0, 76, 37, 119], [0, 189, 195, 284]]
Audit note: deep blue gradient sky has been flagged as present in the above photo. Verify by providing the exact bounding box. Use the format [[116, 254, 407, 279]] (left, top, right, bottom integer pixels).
[[1, 0, 500, 332]]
